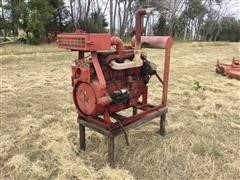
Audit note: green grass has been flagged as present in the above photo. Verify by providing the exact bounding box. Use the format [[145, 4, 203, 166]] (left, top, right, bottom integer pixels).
[[193, 142, 223, 157]]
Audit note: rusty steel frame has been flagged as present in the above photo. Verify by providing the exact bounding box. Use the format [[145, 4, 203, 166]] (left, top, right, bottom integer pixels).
[[76, 39, 172, 167], [78, 106, 167, 167], [75, 8, 173, 167], [57, 7, 173, 167]]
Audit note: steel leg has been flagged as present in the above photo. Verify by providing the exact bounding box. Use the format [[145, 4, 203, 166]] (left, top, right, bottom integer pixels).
[[133, 107, 137, 116], [160, 114, 166, 136], [79, 123, 86, 150], [108, 135, 115, 168]]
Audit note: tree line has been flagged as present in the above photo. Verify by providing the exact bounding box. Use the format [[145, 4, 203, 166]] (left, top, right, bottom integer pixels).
[[0, 0, 239, 44]]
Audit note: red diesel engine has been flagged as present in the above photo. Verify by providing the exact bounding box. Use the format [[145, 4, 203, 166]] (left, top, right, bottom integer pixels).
[[57, 8, 173, 167], [57, 8, 173, 128], [58, 31, 149, 117]]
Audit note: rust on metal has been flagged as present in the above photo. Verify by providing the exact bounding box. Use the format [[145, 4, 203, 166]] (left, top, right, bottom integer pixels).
[[216, 57, 240, 79], [57, 7, 173, 167]]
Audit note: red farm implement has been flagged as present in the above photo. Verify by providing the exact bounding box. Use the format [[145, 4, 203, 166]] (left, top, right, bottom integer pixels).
[[216, 58, 240, 79]]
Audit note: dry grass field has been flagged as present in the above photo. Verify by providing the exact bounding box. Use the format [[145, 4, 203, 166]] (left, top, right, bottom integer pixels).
[[0, 42, 240, 180]]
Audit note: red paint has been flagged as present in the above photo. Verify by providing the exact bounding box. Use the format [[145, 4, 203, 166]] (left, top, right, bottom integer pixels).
[[57, 8, 173, 129], [216, 58, 240, 79], [131, 36, 173, 49], [57, 31, 111, 51]]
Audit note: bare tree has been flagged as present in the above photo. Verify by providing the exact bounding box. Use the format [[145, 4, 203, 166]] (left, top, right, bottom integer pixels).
[[85, 0, 91, 19], [113, 0, 118, 35], [69, 0, 75, 26], [109, 0, 113, 34], [0, 0, 6, 38]]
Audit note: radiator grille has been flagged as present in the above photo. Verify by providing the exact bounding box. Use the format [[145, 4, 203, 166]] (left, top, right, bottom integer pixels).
[[58, 37, 85, 48]]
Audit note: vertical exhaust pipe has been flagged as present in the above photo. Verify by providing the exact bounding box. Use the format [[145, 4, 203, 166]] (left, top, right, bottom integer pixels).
[[133, 8, 155, 66], [109, 8, 155, 70]]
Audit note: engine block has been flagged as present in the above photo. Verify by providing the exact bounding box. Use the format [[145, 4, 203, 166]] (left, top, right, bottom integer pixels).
[[71, 51, 150, 117], [57, 8, 173, 128]]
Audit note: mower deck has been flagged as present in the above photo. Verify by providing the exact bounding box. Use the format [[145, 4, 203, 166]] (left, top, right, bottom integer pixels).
[[216, 58, 240, 79]]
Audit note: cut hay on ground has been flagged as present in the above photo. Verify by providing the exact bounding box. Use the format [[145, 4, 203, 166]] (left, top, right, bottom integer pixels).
[[0, 42, 239, 179]]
